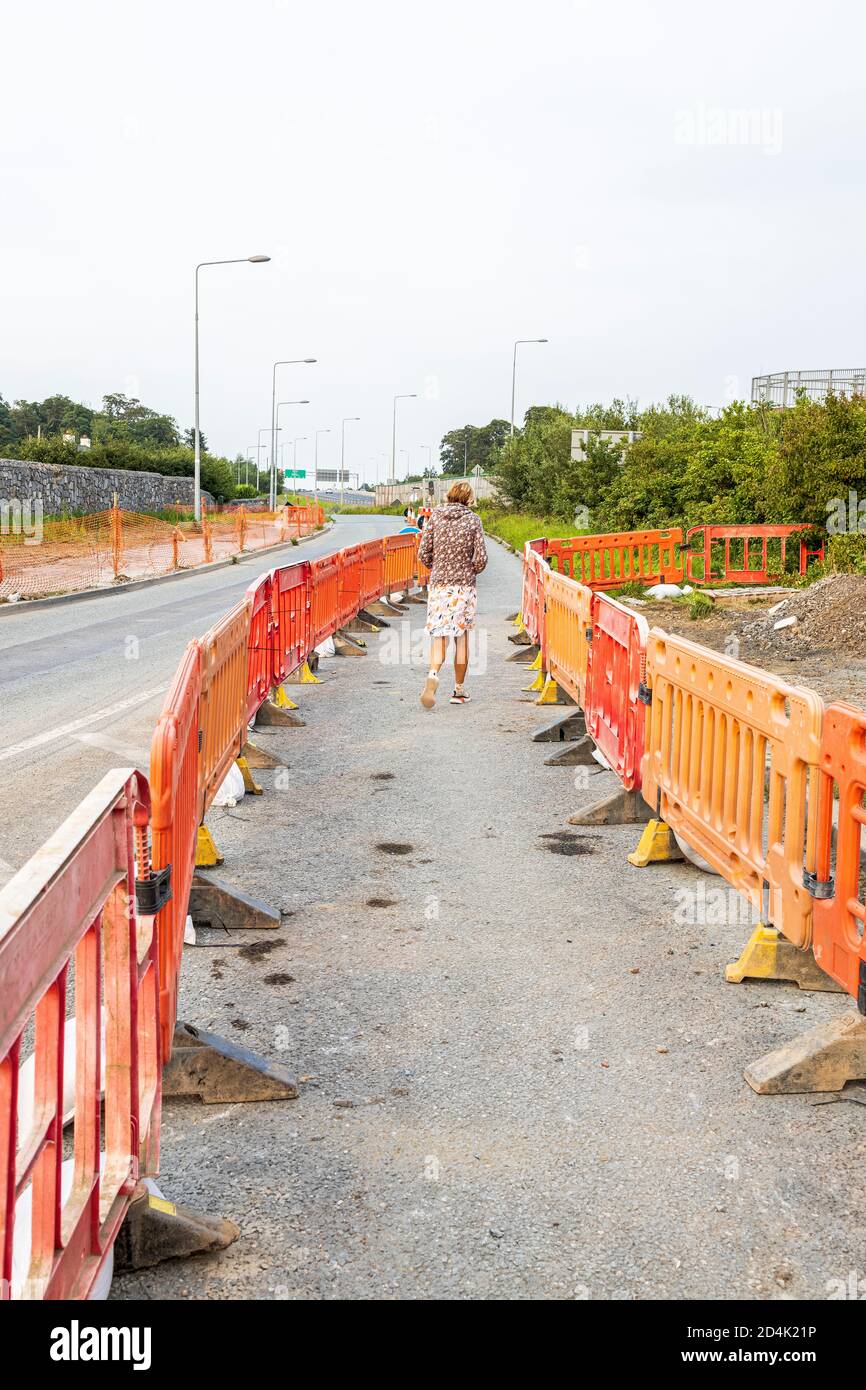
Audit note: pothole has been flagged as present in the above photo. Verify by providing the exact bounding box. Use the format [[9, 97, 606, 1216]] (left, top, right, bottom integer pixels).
[[375, 842, 413, 855], [263, 972, 296, 986], [238, 938, 286, 961], [538, 832, 600, 856], [371, 772, 396, 780], [367, 897, 398, 908]]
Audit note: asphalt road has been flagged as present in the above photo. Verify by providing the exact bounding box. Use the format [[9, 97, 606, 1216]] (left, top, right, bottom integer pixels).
[[0, 514, 402, 887]]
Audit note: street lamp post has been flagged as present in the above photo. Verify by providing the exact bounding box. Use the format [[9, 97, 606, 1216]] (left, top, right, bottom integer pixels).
[[257, 426, 279, 494], [270, 358, 316, 509], [510, 338, 548, 437], [274, 400, 309, 502], [292, 436, 307, 503], [314, 429, 331, 503], [392, 393, 417, 485], [194, 254, 270, 522], [340, 416, 360, 507]]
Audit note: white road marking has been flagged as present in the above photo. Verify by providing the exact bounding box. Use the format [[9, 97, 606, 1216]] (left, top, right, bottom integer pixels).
[[75, 731, 150, 765], [0, 684, 168, 763]]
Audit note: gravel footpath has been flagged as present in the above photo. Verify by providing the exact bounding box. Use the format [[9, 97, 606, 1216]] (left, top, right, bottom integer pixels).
[[112, 539, 866, 1301]]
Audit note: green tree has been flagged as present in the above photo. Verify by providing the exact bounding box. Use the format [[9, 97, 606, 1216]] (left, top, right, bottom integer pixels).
[[439, 419, 511, 475]]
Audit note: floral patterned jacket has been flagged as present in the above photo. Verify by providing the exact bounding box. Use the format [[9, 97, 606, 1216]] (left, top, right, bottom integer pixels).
[[417, 503, 488, 587]]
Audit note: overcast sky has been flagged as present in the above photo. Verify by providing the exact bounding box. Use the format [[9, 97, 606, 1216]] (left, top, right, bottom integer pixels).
[[2, 0, 863, 484]]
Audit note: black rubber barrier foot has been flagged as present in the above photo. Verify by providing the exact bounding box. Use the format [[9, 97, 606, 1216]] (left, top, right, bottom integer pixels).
[[532, 710, 587, 742], [544, 735, 598, 766], [367, 599, 405, 617], [255, 701, 306, 727], [507, 643, 540, 664], [745, 1011, 866, 1094], [114, 1182, 240, 1271], [508, 629, 532, 645], [568, 787, 646, 825], [360, 606, 390, 627], [188, 872, 280, 931], [242, 739, 282, 770], [163, 1022, 299, 1103], [343, 613, 382, 633], [334, 630, 368, 656]]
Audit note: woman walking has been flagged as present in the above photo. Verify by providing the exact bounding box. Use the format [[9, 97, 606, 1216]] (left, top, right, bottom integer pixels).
[[416, 481, 487, 708]]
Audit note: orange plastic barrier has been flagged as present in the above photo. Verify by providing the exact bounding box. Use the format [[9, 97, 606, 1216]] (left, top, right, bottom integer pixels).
[[684, 524, 816, 585], [337, 545, 363, 628], [199, 600, 251, 816], [270, 561, 311, 685], [811, 703, 866, 1008], [309, 554, 340, 650], [547, 529, 684, 591], [246, 574, 273, 724], [521, 539, 548, 647], [640, 631, 824, 947], [585, 593, 649, 790], [383, 533, 417, 592], [150, 643, 201, 1060], [0, 770, 160, 1300], [543, 568, 594, 707], [359, 540, 386, 609]]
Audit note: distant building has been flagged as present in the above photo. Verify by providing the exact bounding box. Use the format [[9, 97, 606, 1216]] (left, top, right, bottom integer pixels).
[[570, 429, 641, 462], [751, 368, 866, 407], [374, 475, 499, 508]]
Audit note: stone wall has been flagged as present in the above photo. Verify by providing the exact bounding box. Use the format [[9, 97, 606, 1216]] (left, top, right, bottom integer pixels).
[[0, 459, 213, 515]]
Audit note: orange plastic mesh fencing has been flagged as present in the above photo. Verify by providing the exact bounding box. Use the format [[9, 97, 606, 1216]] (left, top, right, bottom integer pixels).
[[0, 502, 322, 603]]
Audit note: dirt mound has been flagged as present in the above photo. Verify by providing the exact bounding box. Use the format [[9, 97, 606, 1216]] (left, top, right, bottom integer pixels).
[[742, 573, 866, 656]]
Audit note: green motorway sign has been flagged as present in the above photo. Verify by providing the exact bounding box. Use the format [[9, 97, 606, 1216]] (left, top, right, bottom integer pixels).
[[283, 468, 307, 478]]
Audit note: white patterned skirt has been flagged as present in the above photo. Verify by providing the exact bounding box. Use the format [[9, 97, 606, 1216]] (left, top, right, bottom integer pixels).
[[425, 583, 478, 637]]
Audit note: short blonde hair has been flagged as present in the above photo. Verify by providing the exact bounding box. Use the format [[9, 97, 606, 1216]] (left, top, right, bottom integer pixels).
[[446, 480, 474, 505]]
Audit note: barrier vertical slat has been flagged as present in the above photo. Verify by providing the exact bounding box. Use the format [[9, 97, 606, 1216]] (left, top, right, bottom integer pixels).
[[150, 642, 201, 1061], [0, 770, 159, 1301], [270, 562, 311, 685], [640, 630, 824, 947], [585, 592, 649, 790]]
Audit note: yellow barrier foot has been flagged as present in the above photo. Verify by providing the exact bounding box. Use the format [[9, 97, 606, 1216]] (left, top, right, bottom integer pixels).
[[256, 700, 306, 728], [626, 819, 684, 866], [242, 739, 281, 770], [569, 787, 646, 826], [513, 609, 524, 627], [114, 1182, 240, 1271], [535, 676, 574, 706], [334, 630, 367, 656], [524, 668, 545, 693], [726, 925, 845, 992], [744, 1011, 866, 1095], [272, 683, 299, 709], [196, 824, 224, 868], [527, 651, 542, 671], [163, 1021, 299, 1103], [507, 642, 539, 664], [285, 659, 321, 685], [189, 872, 280, 930], [235, 756, 262, 795], [545, 735, 598, 767]]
